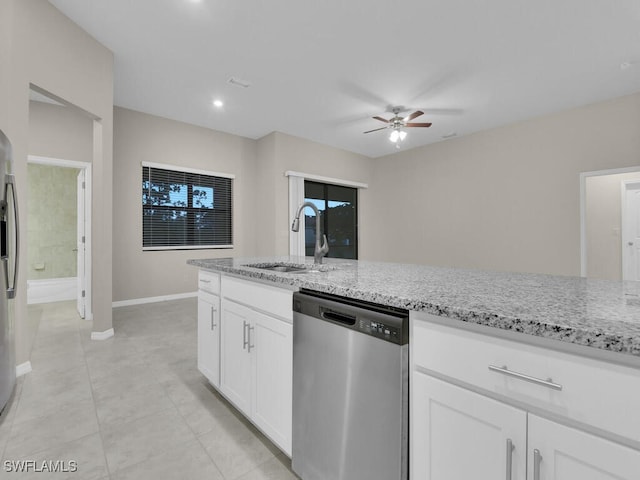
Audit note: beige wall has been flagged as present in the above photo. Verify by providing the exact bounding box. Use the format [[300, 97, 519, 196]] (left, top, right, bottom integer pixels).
[[28, 101, 93, 162], [586, 171, 640, 280], [112, 119, 371, 302], [27, 164, 79, 280], [27, 101, 92, 282], [367, 92, 640, 276], [3, 0, 113, 365], [256, 131, 372, 257], [0, 0, 12, 132], [113, 107, 257, 302], [253, 134, 278, 256]]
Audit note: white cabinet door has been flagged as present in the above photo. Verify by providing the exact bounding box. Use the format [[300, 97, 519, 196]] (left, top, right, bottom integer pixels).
[[528, 415, 640, 480], [219, 299, 252, 416], [412, 373, 527, 480], [197, 293, 220, 387], [251, 310, 293, 456]]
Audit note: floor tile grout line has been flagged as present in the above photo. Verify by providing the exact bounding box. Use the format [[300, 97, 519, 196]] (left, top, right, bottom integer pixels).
[[0, 378, 22, 462], [3, 303, 100, 464], [8, 298, 292, 480], [78, 303, 113, 480], [154, 315, 229, 479], [193, 431, 229, 480]]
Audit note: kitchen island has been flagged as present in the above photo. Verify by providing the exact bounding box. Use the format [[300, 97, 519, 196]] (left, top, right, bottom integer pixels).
[[188, 255, 640, 360], [189, 256, 640, 480]]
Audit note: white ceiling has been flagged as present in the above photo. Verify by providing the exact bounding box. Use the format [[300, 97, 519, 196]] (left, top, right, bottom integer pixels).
[[48, 0, 640, 158]]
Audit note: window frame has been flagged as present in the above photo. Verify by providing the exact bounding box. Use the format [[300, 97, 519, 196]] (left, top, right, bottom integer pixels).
[[286, 171, 367, 259], [141, 162, 235, 251], [303, 180, 359, 259]]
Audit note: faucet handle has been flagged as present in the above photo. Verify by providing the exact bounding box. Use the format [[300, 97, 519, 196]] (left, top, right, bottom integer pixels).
[[320, 234, 329, 254]]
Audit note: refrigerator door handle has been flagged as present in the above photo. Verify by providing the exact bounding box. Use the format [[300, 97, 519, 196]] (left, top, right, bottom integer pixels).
[[4, 174, 18, 299]]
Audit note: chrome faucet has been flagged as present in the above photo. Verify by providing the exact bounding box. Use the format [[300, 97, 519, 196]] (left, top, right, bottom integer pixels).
[[291, 202, 329, 264]]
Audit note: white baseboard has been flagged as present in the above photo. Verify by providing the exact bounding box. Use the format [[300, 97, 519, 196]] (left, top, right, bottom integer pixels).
[[91, 328, 114, 341], [27, 277, 77, 304], [112, 291, 197, 308], [16, 361, 32, 377]]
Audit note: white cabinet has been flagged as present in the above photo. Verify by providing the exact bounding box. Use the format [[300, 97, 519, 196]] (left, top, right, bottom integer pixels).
[[197, 270, 221, 388], [219, 299, 253, 415], [411, 313, 640, 480], [219, 297, 293, 455], [201, 275, 294, 456], [527, 415, 640, 480], [197, 292, 220, 387], [413, 373, 640, 480], [251, 309, 293, 454], [412, 373, 526, 480]]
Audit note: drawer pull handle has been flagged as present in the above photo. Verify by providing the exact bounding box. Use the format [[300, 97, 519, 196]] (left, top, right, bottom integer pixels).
[[533, 449, 542, 480], [200, 279, 211, 283], [488, 365, 563, 391], [506, 438, 514, 480]]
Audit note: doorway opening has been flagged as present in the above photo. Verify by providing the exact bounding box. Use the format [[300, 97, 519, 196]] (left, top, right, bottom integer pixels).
[[580, 166, 640, 280], [622, 181, 640, 282], [26, 156, 92, 319]]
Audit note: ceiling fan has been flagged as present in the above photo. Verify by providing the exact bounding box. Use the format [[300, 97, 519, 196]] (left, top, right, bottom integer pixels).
[[364, 107, 432, 143]]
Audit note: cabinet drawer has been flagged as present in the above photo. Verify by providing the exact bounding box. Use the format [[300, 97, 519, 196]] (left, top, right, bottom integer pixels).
[[198, 270, 220, 294], [412, 313, 640, 443], [221, 275, 293, 322]]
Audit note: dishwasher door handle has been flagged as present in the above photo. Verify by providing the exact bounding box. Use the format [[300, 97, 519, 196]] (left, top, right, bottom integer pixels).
[[320, 308, 356, 326]]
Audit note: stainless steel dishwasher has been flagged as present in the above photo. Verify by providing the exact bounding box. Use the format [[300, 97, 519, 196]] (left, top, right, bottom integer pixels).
[[292, 289, 409, 480]]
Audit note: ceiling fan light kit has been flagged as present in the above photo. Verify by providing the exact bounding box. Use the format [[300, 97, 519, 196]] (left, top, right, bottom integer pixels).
[[389, 129, 407, 143], [364, 107, 432, 144]]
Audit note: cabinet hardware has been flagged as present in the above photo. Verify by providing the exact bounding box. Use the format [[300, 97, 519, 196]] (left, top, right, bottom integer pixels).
[[200, 279, 211, 283], [506, 438, 514, 480], [533, 449, 542, 480], [210, 306, 217, 330], [243, 321, 249, 350], [488, 365, 563, 391], [247, 325, 255, 353]]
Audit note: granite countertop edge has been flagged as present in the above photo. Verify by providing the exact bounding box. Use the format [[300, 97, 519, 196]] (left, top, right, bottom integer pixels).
[[187, 257, 640, 359]]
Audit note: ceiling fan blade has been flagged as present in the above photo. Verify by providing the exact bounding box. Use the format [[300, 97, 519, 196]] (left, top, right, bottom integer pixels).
[[404, 110, 424, 122], [363, 126, 389, 134], [372, 116, 390, 123], [405, 122, 432, 128]]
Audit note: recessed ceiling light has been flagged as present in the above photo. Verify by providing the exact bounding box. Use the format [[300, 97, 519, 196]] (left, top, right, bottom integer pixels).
[[213, 99, 224, 108]]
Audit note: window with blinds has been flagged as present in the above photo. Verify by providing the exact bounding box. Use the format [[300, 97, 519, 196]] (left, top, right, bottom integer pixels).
[[142, 164, 233, 250]]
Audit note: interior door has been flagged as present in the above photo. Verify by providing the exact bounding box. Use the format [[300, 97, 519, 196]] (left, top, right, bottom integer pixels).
[[622, 181, 640, 281], [76, 169, 85, 318]]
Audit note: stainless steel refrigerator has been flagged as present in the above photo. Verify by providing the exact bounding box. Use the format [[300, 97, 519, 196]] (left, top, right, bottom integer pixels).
[[0, 129, 18, 416]]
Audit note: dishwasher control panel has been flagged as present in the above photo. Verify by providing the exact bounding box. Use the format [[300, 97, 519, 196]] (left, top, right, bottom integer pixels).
[[364, 320, 401, 342], [294, 289, 409, 345]]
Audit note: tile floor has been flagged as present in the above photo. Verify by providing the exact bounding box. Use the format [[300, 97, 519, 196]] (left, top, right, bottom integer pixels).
[[0, 298, 299, 479]]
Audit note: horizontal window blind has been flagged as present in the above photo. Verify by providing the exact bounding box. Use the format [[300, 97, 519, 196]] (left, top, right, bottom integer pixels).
[[142, 165, 232, 249]]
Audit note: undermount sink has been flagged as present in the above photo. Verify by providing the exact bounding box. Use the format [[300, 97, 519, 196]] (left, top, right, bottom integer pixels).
[[243, 262, 323, 274]]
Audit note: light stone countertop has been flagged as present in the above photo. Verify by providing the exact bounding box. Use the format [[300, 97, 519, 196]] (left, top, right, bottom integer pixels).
[[187, 256, 640, 359]]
